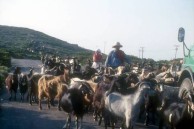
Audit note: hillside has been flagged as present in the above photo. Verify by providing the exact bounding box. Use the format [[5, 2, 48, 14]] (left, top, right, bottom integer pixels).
[[0, 25, 148, 66], [0, 25, 93, 61]]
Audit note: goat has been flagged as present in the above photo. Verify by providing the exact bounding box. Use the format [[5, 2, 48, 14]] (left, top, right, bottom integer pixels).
[[138, 82, 181, 126], [158, 95, 194, 129], [69, 79, 95, 113], [60, 87, 87, 129], [18, 73, 28, 102], [5, 67, 21, 101], [27, 73, 43, 105], [38, 66, 70, 110], [104, 82, 151, 129]]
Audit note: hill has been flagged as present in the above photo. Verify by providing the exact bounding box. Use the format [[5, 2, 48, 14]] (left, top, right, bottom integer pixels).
[[0, 25, 93, 62], [0, 25, 153, 66]]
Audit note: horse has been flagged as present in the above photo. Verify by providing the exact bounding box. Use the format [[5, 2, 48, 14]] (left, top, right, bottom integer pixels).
[[5, 67, 21, 101]]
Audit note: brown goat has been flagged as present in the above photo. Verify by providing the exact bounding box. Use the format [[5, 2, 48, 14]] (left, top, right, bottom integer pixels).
[[38, 68, 70, 110]]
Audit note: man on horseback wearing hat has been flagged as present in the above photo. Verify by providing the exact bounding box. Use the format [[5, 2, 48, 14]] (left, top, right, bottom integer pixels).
[[105, 42, 131, 69]]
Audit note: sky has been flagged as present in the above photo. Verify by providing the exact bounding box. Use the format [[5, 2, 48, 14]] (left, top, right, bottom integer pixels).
[[0, 0, 194, 61]]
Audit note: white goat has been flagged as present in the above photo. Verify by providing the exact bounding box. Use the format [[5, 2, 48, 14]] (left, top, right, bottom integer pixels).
[[104, 82, 151, 129]]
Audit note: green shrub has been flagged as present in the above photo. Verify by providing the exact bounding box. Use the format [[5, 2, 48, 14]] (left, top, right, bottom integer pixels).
[[0, 66, 9, 89]]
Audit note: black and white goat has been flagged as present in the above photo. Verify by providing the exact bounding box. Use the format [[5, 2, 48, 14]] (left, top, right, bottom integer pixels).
[[60, 82, 92, 129]]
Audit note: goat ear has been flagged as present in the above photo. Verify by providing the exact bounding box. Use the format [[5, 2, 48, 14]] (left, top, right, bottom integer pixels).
[[49, 82, 53, 86]]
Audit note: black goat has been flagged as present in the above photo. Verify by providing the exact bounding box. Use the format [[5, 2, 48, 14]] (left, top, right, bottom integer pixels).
[[18, 74, 28, 102], [158, 97, 194, 129]]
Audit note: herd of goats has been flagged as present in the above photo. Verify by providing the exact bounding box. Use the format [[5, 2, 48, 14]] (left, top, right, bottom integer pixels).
[[4, 57, 194, 129]]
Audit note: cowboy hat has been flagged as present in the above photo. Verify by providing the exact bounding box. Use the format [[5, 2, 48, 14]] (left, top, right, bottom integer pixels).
[[112, 42, 123, 48]]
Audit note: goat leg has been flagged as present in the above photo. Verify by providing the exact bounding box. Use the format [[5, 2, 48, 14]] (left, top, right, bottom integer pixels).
[[79, 117, 82, 129], [38, 95, 42, 110], [93, 109, 98, 121], [63, 116, 71, 129], [29, 93, 32, 105], [58, 97, 61, 111], [75, 116, 79, 129], [144, 112, 149, 126], [47, 98, 51, 109], [9, 90, 12, 101], [14, 92, 16, 101]]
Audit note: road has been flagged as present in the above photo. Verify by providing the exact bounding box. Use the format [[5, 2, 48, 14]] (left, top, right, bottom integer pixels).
[[0, 58, 158, 129]]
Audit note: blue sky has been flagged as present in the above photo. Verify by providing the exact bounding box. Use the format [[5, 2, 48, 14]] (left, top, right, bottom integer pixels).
[[0, 0, 194, 60]]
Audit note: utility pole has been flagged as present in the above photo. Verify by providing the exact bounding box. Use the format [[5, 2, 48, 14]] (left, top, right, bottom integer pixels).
[[174, 45, 179, 77], [139, 49, 141, 58], [174, 45, 179, 59], [140, 47, 144, 68], [140, 47, 144, 59]]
